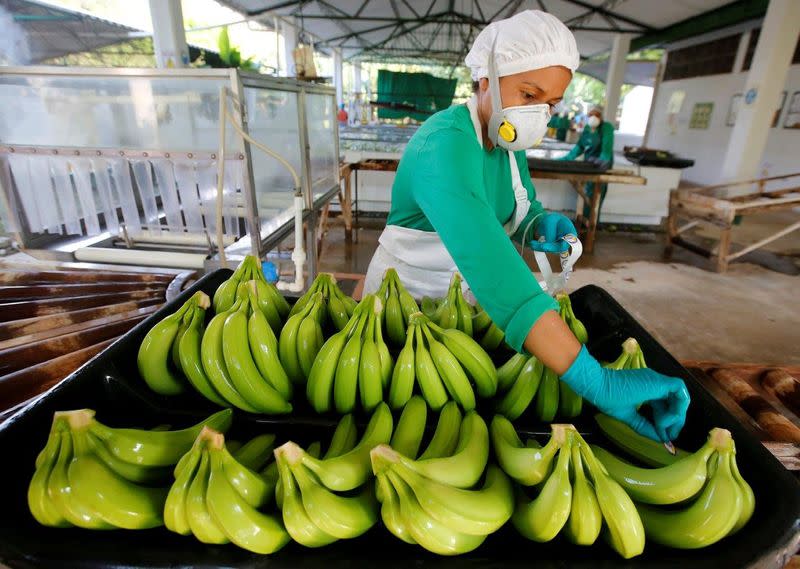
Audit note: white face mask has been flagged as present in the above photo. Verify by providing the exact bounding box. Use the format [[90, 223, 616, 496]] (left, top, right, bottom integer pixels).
[[486, 38, 551, 151], [588, 115, 601, 128]]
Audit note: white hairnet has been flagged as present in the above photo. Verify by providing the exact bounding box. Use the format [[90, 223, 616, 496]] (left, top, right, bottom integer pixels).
[[465, 10, 580, 81]]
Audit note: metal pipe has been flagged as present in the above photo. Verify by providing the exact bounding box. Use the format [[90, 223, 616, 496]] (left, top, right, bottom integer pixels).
[[74, 247, 206, 269]]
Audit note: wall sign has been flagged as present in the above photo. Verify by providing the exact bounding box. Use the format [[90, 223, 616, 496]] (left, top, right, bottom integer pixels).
[[784, 91, 800, 129], [689, 102, 714, 129], [726, 94, 742, 127]]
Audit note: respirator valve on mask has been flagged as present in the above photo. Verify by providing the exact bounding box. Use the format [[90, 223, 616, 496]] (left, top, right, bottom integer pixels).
[[499, 121, 517, 142]]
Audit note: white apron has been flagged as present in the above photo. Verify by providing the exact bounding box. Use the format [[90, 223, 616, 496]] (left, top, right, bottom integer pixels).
[[364, 96, 536, 298]]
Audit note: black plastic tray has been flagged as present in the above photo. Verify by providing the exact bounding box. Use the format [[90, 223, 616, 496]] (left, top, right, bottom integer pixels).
[[0, 270, 798, 569], [527, 157, 610, 174]]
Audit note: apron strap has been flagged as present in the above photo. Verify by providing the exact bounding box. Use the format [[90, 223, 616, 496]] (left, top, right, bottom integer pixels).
[[466, 96, 531, 235]]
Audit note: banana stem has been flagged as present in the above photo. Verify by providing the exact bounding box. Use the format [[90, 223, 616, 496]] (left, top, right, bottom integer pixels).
[[58, 409, 95, 430], [709, 428, 733, 451], [191, 291, 211, 310], [370, 444, 400, 474], [199, 427, 225, 450], [276, 441, 304, 465], [622, 338, 640, 355]]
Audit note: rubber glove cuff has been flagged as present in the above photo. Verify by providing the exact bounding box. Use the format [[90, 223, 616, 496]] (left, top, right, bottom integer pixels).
[[560, 345, 606, 401]]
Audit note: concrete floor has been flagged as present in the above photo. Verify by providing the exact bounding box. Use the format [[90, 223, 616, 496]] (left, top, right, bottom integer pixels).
[[319, 216, 800, 366]]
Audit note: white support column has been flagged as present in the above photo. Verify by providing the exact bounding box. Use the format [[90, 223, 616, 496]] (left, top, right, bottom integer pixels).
[[604, 33, 631, 126], [333, 48, 344, 106], [353, 62, 363, 94], [280, 17, 298, 77], [149, 0, 189, 68], [721, 0, 800, 182]]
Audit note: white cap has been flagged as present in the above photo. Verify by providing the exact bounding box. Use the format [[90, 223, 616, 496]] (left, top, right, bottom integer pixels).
[[465, 10, 580, 81]]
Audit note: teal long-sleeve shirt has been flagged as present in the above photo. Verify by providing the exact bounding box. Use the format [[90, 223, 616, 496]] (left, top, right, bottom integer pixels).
[[385, 104, 557, 352], [562, 121, 614, 163]]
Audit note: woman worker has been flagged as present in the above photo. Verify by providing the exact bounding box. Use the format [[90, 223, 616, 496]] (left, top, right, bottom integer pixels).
[[364, 10, 689, 443], [561, 104, 615, 218]]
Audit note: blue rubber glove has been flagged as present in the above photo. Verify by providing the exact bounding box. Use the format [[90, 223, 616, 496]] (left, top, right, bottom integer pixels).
[[561, 346, 691, 442], [530, 212, 577, 253]]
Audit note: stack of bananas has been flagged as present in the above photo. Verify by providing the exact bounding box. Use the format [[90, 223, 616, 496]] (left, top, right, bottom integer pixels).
[[288, 272, 357, 331], [306, 295, 394, 413], [493, 294, 587, 421], [273, 403, 392, 546], [377, 268, 420, 347], [491, 416, 646, 558], [138, 280, 293, 414], [138, 291, 211, 396], [387, 312, 497, 411], [592, 426, 754, 549], [28, 409, 232, 530], [201, 282, 293, 413], [370, 398, 513, 555], [279, 291, 327, 386], [420, 274, 506, 350], [165, 426, 290, 553], [213, 255, 290, 334]]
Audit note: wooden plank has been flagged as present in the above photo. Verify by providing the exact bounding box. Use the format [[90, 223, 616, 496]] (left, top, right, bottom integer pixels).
[[697, 171, 800, 193], [0, 313, 148, 375], [732, 195, 800, 214], [0, 339, 114, 412], [0, 289, 164, 322], [0, 282, 167, 301], [353, 159, 399, 172], [0, 298, 161, 341], [530, 169, 646, 185], [0, 305, 158, 350], [728, 186, 800, 202], [716, 227, 732, 273], [726, 220, 800, 262], [0, 269, 174, 284]]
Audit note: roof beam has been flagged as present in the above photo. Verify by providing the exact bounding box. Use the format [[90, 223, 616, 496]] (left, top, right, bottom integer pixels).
[[560, 0, 654, 31], [631, 0, 768, 52], [246, 1, 302, 18]]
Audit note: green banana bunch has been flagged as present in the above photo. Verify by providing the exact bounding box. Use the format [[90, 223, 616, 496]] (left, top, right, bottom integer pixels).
[[299, 402, 393, 492], [576, 433, 645, 558], [471, 302, 506, 351], [197, 282, 292, 414], [387, 312, 497, 411], [556, 292, 588, 344], [138, 291, 210, 396], [637, 429, 755, 549], [213, 255, 290, 333], [29, 409, 228, 529], [273, 413, 383, 546], [288, 272, 357, 331], [165, 427, 289, 554], [492, 418, 644, 557], [370, 396, 461, 540], [376, 268, 420, 347], [306, 295, 393, 413], [512, 427, 575, 542], [279, 291, 326, 386], [369, 399, 510, 555], [604, 337, 647, 370]]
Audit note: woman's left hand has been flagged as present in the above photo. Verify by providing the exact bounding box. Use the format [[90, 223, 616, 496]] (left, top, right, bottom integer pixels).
[[530, 212, 577, 253]]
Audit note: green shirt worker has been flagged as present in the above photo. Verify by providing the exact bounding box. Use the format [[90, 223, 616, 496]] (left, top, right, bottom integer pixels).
[[561, 105, 615, 218], [364, 10, 689, 443]]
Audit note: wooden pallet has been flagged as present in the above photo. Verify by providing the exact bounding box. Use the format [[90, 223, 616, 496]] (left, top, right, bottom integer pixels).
[[683, 360, 800, 470], [0, 267, 193, 414]]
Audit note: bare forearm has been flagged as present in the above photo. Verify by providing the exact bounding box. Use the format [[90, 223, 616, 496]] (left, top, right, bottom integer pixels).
[[522, 311, 581, 374]]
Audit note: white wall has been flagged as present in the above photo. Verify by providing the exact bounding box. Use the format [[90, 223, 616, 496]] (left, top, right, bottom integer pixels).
[[646, 65, 800, 185]]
